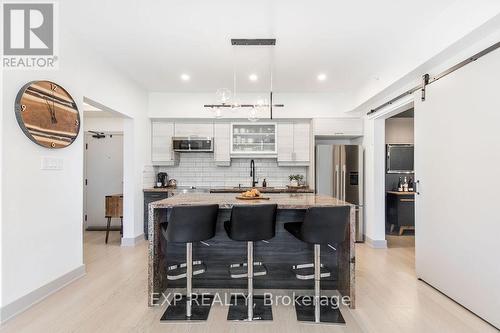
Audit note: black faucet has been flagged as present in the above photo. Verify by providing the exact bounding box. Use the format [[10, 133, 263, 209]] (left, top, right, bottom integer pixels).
[[250, 159, 258, 188]]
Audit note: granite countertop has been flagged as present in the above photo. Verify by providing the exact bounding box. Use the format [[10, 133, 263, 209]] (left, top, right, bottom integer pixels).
[[145, 186, 314, 193], [148, 192, 351, 209], [387, 191, 416, 195], [210, 187, 314, 194]]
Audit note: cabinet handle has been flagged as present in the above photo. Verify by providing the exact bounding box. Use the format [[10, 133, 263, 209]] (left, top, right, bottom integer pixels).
[[400, 199, 415, 202]]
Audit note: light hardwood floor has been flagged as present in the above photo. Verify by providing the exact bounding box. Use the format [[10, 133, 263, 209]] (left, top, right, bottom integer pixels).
[[0, 232, 496, 333]]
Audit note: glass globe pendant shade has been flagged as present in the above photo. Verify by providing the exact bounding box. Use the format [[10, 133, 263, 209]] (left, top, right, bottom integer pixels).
[[215, 88, 232, 105], [248, 107, 259, 122], [213, 108, 223, 119]]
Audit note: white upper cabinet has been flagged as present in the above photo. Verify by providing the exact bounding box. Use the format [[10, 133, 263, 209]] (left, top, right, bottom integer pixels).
[[277, 121, 311, 165], [231, 123, 277, 156], [151, 121, 178, 165], [293, 122, 311, 162], [174, 122, 214, 137], [313, 118, 363, 137], [214, 123, 231, 166], [277, 123, 294, 161]]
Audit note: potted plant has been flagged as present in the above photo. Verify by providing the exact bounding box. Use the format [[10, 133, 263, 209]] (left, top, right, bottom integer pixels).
[[288, 174, 304, 187]]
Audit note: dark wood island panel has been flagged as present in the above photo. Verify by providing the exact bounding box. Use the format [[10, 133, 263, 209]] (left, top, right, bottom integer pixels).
[[148, 193, 355, 308]]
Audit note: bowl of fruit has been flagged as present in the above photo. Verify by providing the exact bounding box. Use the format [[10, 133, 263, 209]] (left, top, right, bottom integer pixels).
[[236, 188, 270, 200]]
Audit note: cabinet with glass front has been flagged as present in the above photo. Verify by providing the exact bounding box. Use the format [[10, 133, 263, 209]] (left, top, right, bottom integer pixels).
[[231, 123, 277, 155]]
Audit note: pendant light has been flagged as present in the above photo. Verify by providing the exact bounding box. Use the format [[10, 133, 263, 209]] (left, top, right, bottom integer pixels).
[[204, 39, 284, 119]]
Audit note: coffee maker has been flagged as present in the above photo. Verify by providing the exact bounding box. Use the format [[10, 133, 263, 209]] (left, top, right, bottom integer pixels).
[[156, 172, 168, 188]]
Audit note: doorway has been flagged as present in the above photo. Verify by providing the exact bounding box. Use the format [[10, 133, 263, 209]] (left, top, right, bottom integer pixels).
[[84, 132, 123, 231], [367, 97, 414, 249], [82, 99, 126, 244], [384, 108, 415, 248]]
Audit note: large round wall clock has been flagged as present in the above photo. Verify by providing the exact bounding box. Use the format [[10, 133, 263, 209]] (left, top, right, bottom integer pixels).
[[15, 80, 80, 148]]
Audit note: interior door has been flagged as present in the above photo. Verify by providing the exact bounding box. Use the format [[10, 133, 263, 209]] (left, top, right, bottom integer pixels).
[[84, 132, 124, 229], [414, 50, 500, 327]]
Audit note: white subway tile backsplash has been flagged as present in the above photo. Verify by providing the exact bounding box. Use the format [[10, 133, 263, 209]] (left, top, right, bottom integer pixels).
[[144, 153, 307, 188]]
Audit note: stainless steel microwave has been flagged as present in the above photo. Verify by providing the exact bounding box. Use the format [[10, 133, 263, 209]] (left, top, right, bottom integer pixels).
[[172, 137, 213, 152]]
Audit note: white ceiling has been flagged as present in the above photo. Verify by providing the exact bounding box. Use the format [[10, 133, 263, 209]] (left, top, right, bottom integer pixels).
[[63, 0, 500, 110]]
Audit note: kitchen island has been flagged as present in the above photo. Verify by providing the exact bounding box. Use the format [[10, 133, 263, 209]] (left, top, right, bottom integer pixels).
[[148, 193, 355, 308]]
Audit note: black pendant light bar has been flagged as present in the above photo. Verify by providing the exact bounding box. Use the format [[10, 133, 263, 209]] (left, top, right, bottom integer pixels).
[[231, 39, 276, 46], [206, 39, 281, 118], [367, 40, 500, 116]]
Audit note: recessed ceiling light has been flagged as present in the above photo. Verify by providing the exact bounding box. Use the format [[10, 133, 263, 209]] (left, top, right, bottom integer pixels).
[[317, 73, 327, 81], [249, 74, 258, 82], [180, 74, 190, 81]]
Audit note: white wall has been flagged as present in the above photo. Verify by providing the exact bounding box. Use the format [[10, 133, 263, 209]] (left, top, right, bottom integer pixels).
[[1, 28, 148, 321], [385, 118, 414, 144], [149, 92, 358, 119], [414, 46, 500, 329], [83, 116, 124, 133], [0, 60, 3, 313]]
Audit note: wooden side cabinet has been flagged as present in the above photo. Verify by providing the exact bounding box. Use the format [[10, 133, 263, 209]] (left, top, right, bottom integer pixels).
[[386, 192, 415, 235]]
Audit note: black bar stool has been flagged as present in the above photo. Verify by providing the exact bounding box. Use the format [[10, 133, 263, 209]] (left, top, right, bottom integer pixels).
[[284, 206, 350, 324], [224, 204, 277, 321], [160, 204, 219, 321]]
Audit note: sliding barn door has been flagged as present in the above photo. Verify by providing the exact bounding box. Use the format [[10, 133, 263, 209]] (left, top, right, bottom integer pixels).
[[414, 49, 500, 328]]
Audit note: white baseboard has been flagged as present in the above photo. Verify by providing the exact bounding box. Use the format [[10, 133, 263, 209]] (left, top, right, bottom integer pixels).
[[0, 265, 86, 324], [121, 233, 145, 247], [365, 236, 388, 249]]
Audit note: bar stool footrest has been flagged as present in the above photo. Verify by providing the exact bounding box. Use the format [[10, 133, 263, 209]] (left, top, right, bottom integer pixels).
[[229, 262, 267, 278], [166, 261, 206, 280], [291, 263, 331, 280]]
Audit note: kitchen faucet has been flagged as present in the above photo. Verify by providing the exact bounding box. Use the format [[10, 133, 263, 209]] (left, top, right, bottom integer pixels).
[[250, 159, 258, 187]]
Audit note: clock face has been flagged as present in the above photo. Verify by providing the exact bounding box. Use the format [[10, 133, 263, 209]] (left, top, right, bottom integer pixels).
[[15, 81, 80, 148]]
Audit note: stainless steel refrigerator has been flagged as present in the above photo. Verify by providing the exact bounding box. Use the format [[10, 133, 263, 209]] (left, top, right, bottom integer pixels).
[[315, 145, 364, 242]]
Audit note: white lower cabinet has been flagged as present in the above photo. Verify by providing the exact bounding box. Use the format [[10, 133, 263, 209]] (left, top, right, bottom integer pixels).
[[151, 121, 178, 165], [277, 121, 311, 166], [214, 123, 231, 166]]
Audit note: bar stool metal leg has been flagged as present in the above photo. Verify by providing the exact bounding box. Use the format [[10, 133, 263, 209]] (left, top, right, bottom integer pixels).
[[314, 244, 321, 323], [227, 240, 273, 321], [247, 241, 253, 321], [186, 242, 192, 318], [293, 244, 346, 324], [160, 241, 214, 322]]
